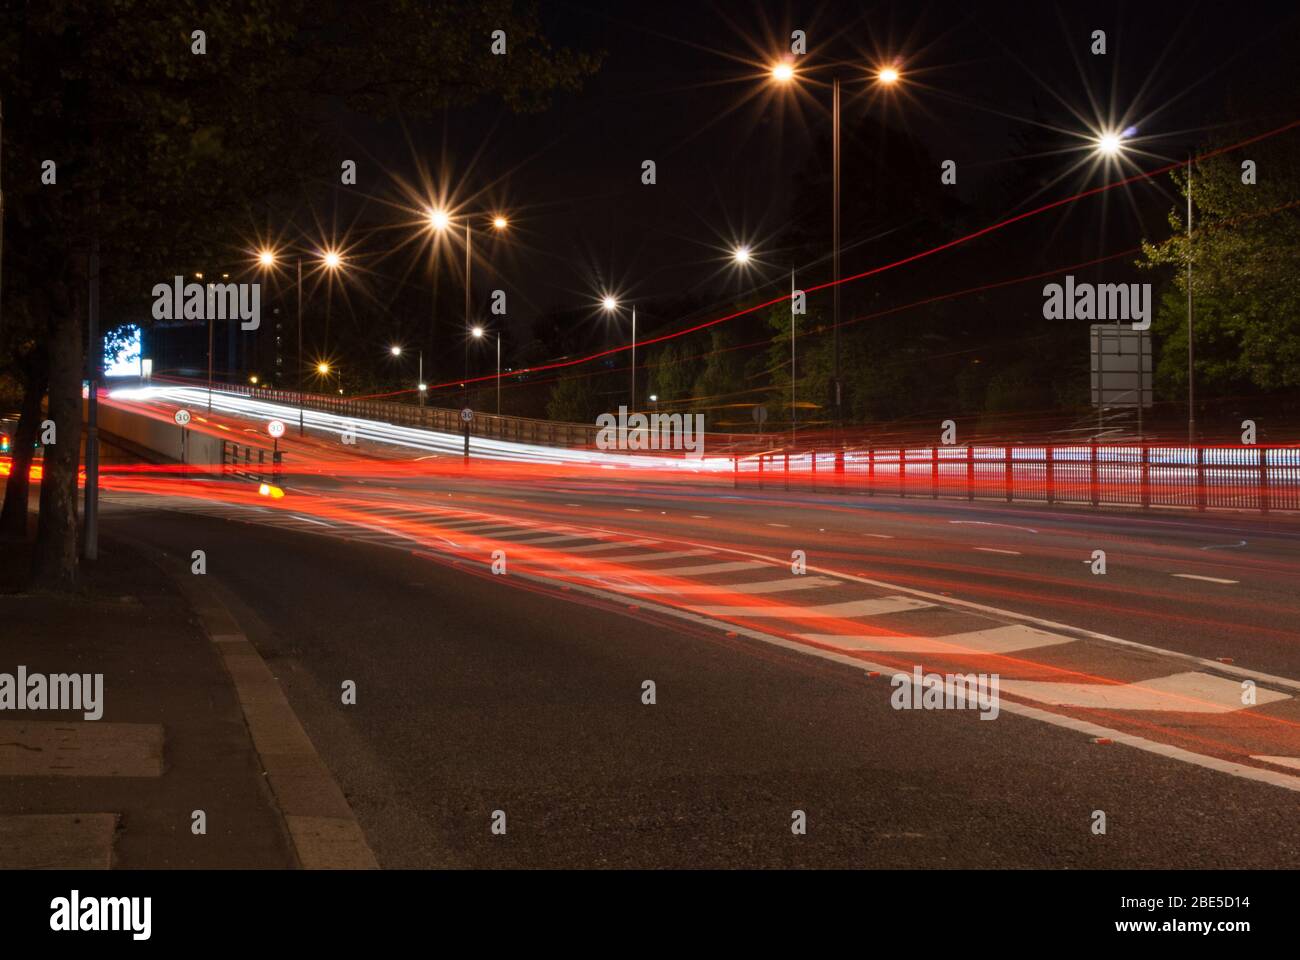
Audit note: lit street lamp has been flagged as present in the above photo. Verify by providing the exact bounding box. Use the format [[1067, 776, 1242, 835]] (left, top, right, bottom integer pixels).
[[769, 57, 901, 439], [603, 295, 637, 411]]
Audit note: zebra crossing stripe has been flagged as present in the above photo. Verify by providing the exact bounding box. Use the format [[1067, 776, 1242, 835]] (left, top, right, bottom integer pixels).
[[797, 623, 1071, 655], [690, 596, 933, 619], [997, 671, 1290, 713], [621, 577, 843, 596]]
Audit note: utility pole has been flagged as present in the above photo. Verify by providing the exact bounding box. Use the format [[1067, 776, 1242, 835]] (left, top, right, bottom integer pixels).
[[1186, 155, 1196, 445], [791, 268, 797, 447], [297, 257, 304, 435], [84, 231, 100, 560], [831, 76, 841, 444]]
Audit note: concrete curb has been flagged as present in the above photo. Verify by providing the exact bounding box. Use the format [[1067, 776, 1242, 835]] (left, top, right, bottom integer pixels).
[[121, 536, 379, 869]]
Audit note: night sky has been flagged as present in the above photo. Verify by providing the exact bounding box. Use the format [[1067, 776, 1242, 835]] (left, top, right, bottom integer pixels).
[[331, 0, 1300, 339]]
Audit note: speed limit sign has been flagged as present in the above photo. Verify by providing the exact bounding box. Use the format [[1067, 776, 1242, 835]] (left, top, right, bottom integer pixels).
[[174, 409, 191, 426], [267, 419, 286, 439], [460, 408, 474, 423]]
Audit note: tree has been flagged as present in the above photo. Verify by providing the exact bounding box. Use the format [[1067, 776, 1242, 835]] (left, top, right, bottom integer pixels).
[[0, 0, 597, 588], [1138, 137, 1300, 397]]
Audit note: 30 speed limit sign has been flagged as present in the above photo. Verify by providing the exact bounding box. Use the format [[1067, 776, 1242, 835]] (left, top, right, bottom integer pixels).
[[267, 419, 286, 439], [174, 409, 191, 426]]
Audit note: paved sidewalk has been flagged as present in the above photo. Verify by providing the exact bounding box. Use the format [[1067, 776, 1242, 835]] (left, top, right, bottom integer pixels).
[[0, 530, 297, 868]]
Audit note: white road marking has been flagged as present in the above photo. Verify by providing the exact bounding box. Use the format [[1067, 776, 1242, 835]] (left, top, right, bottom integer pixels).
[[798, 624, 1072, 655], [691, 515, 712, 519], [974, 547, 1021, 555], [289, 514, 333, 527], [690, 596, 933, 619], [1251, 756, 1300, 772], [998, 672, 1288, 713], [498, 533, 590, 545], [864, 534, 894, 539], [1171, 573, 1239, 584], [622, 577, 842, 596], [766, 523, 790, 528], [1200, 540, 1248, 551], [564, 539, 659, 553], [624, 507, 643, 512], [593, 550, 713, 564], [648, 560, 767, 577], [950, 520, 1038, 534]]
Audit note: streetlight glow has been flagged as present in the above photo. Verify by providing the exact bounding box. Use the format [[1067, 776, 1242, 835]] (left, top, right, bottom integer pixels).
[[771, 61, 795, 83], [317, 362, 331, 375], [258, 249, 276, 267], [322, 250, 342, 269], [492, 215, 508, 231], [1095, 131, 1124, 156], [877, 66, 900, 85], [732, 245, 752, 265], [390, 345, 402, 356], [602, 295, 618, 312], [471, 326, 485, 338], [429, 208, 450, 231]]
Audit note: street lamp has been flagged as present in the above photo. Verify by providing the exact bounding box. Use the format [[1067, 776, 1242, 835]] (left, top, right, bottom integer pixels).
[[769, 57, 902, 440], [732, 245, 751, 265], [602, 295, 637, 411]]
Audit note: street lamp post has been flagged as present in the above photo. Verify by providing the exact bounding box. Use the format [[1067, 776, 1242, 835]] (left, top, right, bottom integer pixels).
[[602, 295, 636, 411], [770, 60, 899, 444]]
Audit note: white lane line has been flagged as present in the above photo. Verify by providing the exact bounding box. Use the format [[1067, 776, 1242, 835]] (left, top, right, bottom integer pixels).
[[950, 520, 1038, 534], [1170, 573, 1239, 585], [691, 515, 712, 519], [1200, 540, 1248, 551], [766, 523, 790, 528], [498, 533, 591, 545], [592, 550, 712, 564], [798, 624, 1073, 655], [998, 672, 1288, 713], [864, 534, 894, 539], [565, 539, 659, 553], [566, 503, 582, 507], [621, 577, 843, 596], [624, 508, 643, 512], [289, 515, 334, 527], [690, 596, 933, 619], [1251, 756, 1300, 772], [974, 547, 1021, 555]]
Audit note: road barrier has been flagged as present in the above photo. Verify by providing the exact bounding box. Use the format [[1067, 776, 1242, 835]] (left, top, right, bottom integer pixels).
[[190, 381, 762, 452], [736, 444, 1300, 514], [221, 439, 281, 484]]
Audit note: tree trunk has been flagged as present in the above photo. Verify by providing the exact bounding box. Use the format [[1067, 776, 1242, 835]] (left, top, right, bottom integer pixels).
[[32, 285, 84, 590], [0, 357, 47, 537]]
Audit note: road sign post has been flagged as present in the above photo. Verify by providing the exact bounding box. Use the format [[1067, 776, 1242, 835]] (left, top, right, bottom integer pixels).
[[174, 409, 191, 474], [461, 407, 473, 462]]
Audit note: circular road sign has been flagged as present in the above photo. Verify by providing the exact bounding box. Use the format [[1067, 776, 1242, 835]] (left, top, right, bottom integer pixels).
[[752, 404, 768, 425], [267, 419, 286, 439], [174, 409, 191, 426], [460, 407, 474, 423]]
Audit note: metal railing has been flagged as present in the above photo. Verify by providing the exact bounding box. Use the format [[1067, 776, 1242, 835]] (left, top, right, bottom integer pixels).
[[221, 439, 281, 484], [735, 444, 1300, 513], [198, 381, 763, 452]]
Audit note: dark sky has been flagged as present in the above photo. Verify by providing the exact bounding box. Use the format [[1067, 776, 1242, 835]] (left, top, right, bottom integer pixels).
[[332, 0, 1299, 349]]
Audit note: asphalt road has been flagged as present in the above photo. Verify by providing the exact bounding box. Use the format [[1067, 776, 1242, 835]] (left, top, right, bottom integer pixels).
[[102, 480, 1300, 868]]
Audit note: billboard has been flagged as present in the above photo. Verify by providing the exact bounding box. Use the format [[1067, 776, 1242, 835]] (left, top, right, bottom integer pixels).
[[104, 324, 143, 378]]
